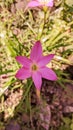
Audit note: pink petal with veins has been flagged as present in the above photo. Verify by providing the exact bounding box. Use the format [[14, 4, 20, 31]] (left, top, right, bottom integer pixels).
[[32, 71, 42, 89], [16, 56, 31, 68], [40, 67, 57, 81], [15, 67, 31, 80], [30, 41, 42, 61], [27, 0, 41, 7], [38, 54, 54, 67]]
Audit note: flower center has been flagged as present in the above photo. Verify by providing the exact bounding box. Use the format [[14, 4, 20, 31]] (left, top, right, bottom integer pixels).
[[31, 64, 38, 71]]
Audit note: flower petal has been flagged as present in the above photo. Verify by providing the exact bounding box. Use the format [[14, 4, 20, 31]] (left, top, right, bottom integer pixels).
[[38, 54, 54, 67], [30, 41, 42, 61], [15, 67, 31, 80], [32, 72, 42, 90], [16, 56, 31, 68], [47, 0, 54, 7], [27, 1, 41, 7], [40, 67, 57, 81]]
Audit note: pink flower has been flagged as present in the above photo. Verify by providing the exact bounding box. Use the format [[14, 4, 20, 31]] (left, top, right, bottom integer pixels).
[[15, 41, 57, 90], [27, 0, 54, 8]]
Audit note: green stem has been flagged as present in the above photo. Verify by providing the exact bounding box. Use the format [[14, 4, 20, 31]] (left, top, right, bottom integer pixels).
[[23, 79, 33, 100], [44, 11, 46, 28], [37, 11, 46, 40]]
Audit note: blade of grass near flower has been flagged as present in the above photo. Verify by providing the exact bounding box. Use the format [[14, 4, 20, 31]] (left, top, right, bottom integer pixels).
[[15, 79, 33, 111], [46, 29, 61, 46], [0, 77, 16, 97]]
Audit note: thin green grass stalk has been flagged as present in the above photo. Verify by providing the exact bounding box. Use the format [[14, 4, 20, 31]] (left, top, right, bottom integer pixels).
[[46, 29, 62, 45], [17, 10, 25, 20], [50, 32, 69, 45], [66, 38, 73, 43], [0, 77, 16, 97], [68, 21, 73, 26], [54, 55, 72, 65], [11, 84, 22, 90], [26, 22, 37, 36], [1, 96, 4, 111]]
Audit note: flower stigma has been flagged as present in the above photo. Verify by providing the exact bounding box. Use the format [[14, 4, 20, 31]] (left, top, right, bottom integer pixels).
[[31, 63, 38, 72]]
